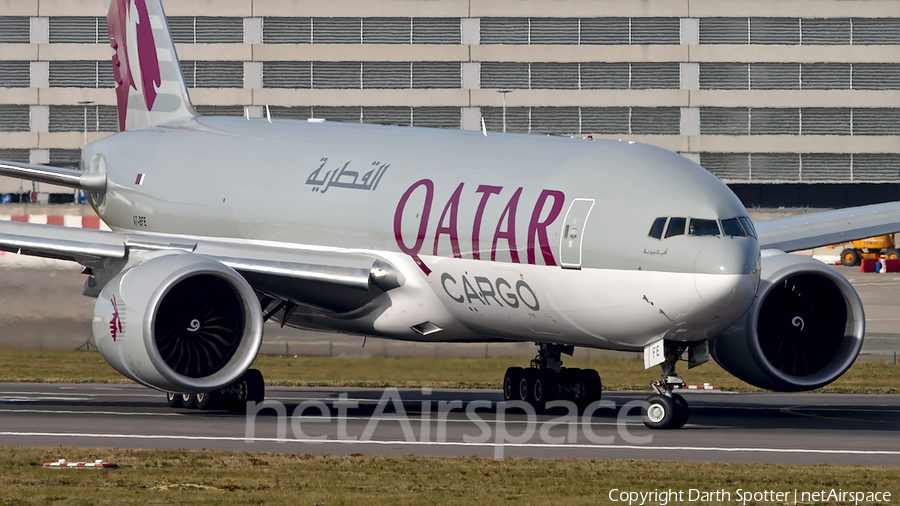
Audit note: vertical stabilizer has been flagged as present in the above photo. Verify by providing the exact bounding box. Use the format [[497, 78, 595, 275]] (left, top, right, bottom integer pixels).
[[107, 0, 197, 131]]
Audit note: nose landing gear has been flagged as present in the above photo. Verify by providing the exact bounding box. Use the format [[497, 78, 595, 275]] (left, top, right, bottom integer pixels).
[[502, 343, 603, 410], [643, 343, 690, 429]]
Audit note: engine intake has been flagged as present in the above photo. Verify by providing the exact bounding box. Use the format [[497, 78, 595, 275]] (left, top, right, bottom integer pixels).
[[710, 251, 864, 391], [93, 251, 264, 393]]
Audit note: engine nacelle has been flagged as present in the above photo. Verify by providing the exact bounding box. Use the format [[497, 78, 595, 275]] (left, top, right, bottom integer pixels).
[[710, 250, 864, 391], [93, 251, 264, 393]]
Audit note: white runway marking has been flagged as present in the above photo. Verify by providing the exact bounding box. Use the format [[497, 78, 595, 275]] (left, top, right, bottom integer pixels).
[[0, 431, 897, 456], [0, 408, 185, 417], [0, 408, 643, 426]]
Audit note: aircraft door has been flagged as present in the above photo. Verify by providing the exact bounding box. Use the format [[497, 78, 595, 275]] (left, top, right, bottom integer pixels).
[[559, 198, 595, 269]]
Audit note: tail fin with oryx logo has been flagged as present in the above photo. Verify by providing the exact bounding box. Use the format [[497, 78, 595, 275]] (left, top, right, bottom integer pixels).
[[107, 0, 197, 131]]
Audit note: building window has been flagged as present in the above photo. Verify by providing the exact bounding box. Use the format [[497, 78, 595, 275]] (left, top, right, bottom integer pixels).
[[0, 17, 30, 43], [700, 108, 749, 135], [853, 64, 900, 90], [852, 18, 900, 45], [49, 149, 82, 170], [0, 149, 29, 163], [853, 109, 900, 136], [750, 18, 799, 45], [0, 61, 30, 88], [701, 153, 900, 182], [802, 108, 851, 135], [168, 17, 243, 44], [698, 18, 900, 45], [49, 61, 115, 88], [262, 17, 460, 45], [263, 18, 311, 44], [49, 105, 118, 132], [180, 61, 243, 88], [262, 62, 312, 88], [802, 63, 851, 90], [264, 106, 461, 129], [854, 154, 900, 181], [699, 63, 749, 90], [700, 108, 898, 136], [480, 106, 680, 135], [482, 62, 678, 90], [313, 18, 362, 44], [750, 108, 799, 135], [412, 19, 459, 44], [700, 63, 900, 90], [802, 19, 850, 45], [49, 17, 108, 43], [194, 105, 245, 116], [0, 105, 30, 132], [481, 17, 679, 45], [262, 61, 459, 89], [750, 63, 800, 90]]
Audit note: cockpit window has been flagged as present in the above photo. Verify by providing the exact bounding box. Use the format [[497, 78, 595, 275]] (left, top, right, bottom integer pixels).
[[664, 217, 686, 238], [689, 219, 720, 236], [738, 217, 757, 239], [648, 217, 667, 239], [721, 218, 746, 236]]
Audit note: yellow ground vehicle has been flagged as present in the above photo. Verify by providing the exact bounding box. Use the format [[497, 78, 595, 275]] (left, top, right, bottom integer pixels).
[[840, 235, 900, 266]]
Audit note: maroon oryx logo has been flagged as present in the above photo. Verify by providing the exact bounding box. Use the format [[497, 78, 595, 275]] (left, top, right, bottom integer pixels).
[[109, 295, 123, 342]]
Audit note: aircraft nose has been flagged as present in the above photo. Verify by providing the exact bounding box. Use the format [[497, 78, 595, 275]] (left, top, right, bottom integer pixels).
[[694, 239, 760, 309]]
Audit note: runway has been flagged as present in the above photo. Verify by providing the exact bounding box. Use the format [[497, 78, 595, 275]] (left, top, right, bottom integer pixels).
[[1, 383, 898, 465]]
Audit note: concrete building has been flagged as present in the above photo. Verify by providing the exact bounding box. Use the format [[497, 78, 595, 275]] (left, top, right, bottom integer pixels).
[[1, 0, 899, 205]]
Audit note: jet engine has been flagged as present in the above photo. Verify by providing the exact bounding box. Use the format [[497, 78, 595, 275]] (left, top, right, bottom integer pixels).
[[92, 251, 264, 393], [709, 250, 864, 391]]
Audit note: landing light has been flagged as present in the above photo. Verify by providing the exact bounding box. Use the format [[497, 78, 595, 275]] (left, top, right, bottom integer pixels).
[[370, 267, 388, 279]]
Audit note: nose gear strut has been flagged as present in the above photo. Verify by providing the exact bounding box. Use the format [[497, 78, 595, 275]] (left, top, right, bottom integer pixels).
[[643, 341, 690, 429]]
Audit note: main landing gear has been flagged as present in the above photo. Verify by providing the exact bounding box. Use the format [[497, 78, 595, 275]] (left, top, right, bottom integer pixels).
[[502, 343, 602, 410], [165, 368, 265, 411], [642, 343, 689, 430]]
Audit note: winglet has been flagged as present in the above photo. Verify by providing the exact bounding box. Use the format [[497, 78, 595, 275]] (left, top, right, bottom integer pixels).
[[107, 0, 197, 131]]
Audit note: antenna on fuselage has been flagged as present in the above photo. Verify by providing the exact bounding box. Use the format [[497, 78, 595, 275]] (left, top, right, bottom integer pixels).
[[266, 105, 272, 123], [481, 116, 487, 137]]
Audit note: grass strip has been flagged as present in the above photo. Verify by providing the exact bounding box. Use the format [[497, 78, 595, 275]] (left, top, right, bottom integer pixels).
[[0, 349, 897, 393], [0, 446, 896, 505]]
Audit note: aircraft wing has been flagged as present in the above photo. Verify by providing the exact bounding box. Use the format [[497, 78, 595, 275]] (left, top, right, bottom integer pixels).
[[0, 220, 394, 303], [0, 161, 106, 192], [755, 201, 900, 252]]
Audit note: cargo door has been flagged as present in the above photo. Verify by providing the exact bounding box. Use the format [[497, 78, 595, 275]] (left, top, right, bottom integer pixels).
[[559, 198, 595, 269]]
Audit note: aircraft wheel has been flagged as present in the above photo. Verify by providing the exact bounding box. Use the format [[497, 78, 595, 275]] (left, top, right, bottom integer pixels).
[[533, 370, 558, 411], [243, 369, 265, 404], [196, 389, 222, 410], [580, 369, 602, 408], [166, 392, 183, 408], [182, 393, 197, 409], [642, 394, 679, 430], [672, 393, 690, 429], [520, 369, 537, 404], [503, 367, 524, 401], [561, 367, 583, 405], [840, 248, 860, 266]]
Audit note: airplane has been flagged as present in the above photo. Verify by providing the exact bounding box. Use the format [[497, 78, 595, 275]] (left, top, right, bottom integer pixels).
[[2, 0, 898, 429]]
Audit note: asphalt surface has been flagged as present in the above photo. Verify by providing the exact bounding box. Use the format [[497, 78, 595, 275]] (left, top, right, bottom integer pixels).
[[1, 383, 898, 465]]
